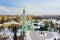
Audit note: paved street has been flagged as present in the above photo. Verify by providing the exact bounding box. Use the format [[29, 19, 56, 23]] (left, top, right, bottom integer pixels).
[[29, 30, 53, 40]]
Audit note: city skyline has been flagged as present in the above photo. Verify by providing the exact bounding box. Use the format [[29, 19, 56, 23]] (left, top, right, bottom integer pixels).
[[0, 0, 60, 15]]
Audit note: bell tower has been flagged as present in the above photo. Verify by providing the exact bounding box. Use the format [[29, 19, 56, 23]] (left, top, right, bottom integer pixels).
[[22, 7, 27, 33]]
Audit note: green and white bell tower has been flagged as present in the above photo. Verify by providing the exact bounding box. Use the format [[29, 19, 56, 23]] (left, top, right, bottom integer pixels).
[[22, 7, 27, 33]]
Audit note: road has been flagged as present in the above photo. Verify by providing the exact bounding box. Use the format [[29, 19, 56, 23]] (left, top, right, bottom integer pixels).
[[29, 30, 53, 40]]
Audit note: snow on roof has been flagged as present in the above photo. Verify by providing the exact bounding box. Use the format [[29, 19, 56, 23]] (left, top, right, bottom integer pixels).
[[38, 21, 45, 26], [56, 20, 60, 28], [3, 22, 18, 24], [51, 19, 57, 24], [56, 21, 60, 24], [3, 22, 21, 27], [0, 24, 3, 26]]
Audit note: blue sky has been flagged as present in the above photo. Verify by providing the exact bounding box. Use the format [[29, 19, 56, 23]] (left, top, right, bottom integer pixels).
[[0, 0, 60, 15]]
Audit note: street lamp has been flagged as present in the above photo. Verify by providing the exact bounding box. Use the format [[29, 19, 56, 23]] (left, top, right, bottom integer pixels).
[[39, 24, 45, 34]]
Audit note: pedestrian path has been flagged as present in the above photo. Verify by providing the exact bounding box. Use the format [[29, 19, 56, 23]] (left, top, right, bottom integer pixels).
[[29, 30, 53, 40]]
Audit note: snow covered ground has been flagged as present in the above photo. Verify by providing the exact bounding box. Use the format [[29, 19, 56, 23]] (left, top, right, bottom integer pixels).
[[0, 28, 32, 40], [29, 30, 60, 40], [0, 28, 21, 40], [45, 32, 60, 40], [0, 28, 60, 40], [24, 31, 32, 40]]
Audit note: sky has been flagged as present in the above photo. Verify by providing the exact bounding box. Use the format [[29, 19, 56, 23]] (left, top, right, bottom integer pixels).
[[0, 0, 60, 15]]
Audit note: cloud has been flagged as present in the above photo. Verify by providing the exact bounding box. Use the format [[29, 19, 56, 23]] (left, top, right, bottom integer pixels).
[[0, 0, 60, 15], [23, 0, 60, 15], [0, 5, 10, 12], [9, 0, 60, 15]]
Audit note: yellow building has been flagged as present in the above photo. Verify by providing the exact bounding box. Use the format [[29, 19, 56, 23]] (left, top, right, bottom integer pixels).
[[0, 16, 3, 21], [4, 16, 8, 21], [26, 15, 33, 20], [3, 22, 11, 28]]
